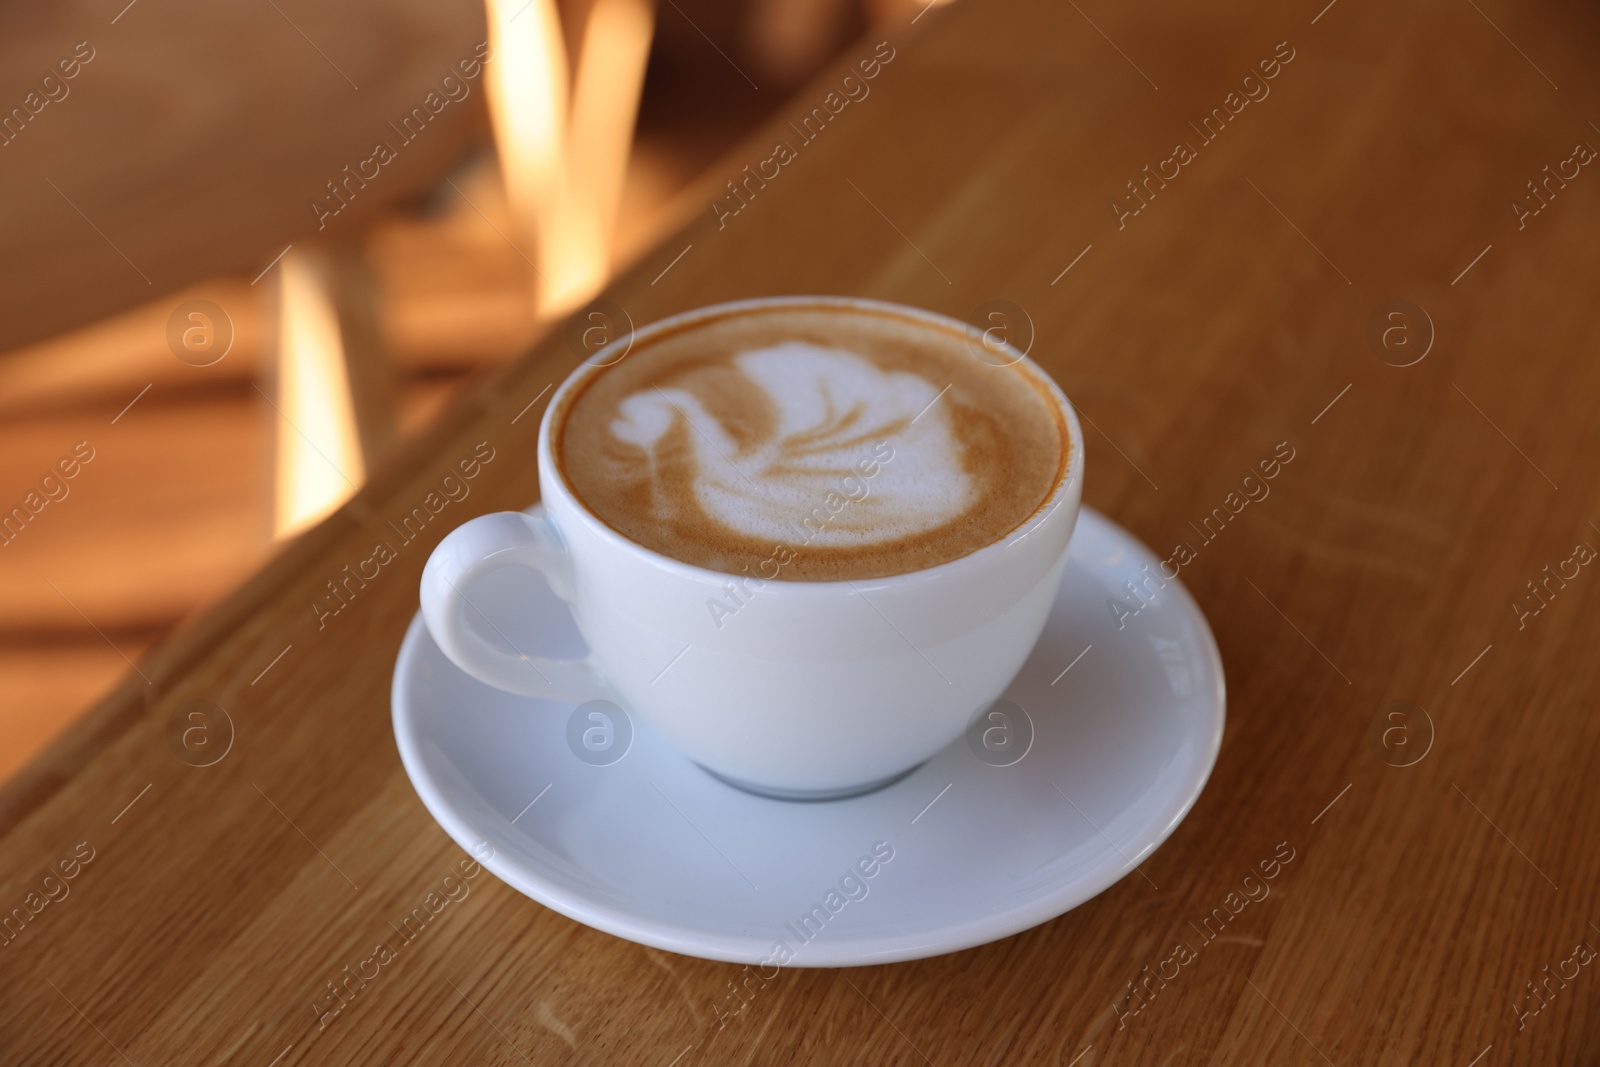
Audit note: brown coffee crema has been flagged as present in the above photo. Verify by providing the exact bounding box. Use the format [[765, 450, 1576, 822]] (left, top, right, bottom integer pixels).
[[554, 304, 1068, 581]]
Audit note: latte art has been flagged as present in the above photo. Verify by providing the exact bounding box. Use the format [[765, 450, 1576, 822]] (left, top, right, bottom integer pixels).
[[556, 304, 1067, 580], [609, 343, 974, 549]]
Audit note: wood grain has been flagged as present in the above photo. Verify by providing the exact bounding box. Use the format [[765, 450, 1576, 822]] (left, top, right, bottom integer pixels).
[[4, 0, 1600, 1063]]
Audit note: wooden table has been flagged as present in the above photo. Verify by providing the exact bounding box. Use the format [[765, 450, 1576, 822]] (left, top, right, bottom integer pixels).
[[5, 0, 1600, 1062]]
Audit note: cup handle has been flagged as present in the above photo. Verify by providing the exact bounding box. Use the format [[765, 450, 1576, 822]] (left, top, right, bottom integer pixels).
[[419, 505, 607, 700]]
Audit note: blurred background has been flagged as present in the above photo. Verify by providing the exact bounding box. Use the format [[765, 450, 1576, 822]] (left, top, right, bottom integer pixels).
[[0, 0, 932, 781]]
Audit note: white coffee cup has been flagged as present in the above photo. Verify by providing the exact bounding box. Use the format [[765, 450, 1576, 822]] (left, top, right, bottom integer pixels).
[[420, 297, 1084, 799]]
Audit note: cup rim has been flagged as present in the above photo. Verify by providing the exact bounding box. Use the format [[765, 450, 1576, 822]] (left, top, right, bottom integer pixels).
[[536, 295, 1084, 591]]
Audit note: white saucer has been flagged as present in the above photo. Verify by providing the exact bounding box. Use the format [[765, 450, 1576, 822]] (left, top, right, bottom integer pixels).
[[392, 508, 1225, 966]]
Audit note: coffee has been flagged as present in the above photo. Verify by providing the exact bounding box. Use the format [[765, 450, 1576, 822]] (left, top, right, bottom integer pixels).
[[554, 303, 1068, 581]]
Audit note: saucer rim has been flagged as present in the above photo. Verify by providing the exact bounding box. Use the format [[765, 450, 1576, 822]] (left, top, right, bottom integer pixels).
[[391, 506, 1226, 966]]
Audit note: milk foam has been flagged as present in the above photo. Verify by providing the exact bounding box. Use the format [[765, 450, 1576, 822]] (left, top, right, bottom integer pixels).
[[607, 342, 974, 547], [557, 303, 1067, 580]]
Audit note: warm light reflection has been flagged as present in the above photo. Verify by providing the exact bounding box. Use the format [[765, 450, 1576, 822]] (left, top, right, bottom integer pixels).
[[484, 0, 572, 310], [562, 0, 655, 302], [484, 0, 654, 316], [273, 251, 364, 538]]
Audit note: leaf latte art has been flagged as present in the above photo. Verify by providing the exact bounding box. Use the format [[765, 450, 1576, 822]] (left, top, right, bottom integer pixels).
[[556, 304, 1067, 581]]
